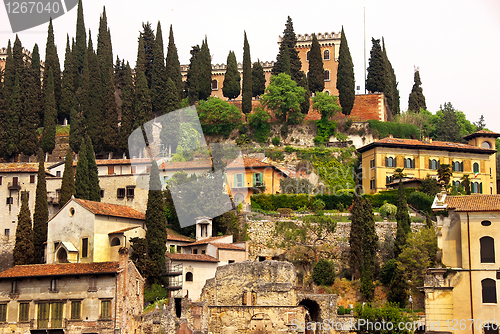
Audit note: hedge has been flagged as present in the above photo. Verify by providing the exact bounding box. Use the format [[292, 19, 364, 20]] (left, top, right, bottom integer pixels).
[[363, 188, 416, 208], [251, 193, 353, 211], [368, 119, 419, 139]]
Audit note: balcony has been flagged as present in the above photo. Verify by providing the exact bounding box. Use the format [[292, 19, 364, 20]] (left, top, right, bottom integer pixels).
[[163, 264, 183, 291], [8, 182, 21, 191]]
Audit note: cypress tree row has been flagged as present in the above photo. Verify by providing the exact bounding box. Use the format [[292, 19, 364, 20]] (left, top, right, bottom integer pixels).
[[394, 178, 411, 257], [382, 39, 400, 115], [141, 22, 155, 88], [59, 149, 75, 208], [242, 31, 253, 114], [75, 138, 89, 199], [60, 35, 76, 124], [337, 26, 355, 117], [19, 63, 39, 156], [75, 0, 86, 89], [134, 71, 153, 131], [119, 62, 135, 154], [408, 69, 426, 112], [13, 191, 35, 266], [164, 77, 180, 113], [33, 150, 48, 264], [41, 68, 57, 154], [199, 37, 212, 101], [222, 51, 241, 100], [366, 38, 386, 93], [31, 44, 42, 126], [43, 18, 62, 117], [165, 25, 183, 101], [85, 137, 101, 202], [252, 60, 266, 98], [135, 35, 146, 79], [348, 192, 364, 280], [3, 41, 14, 99], [308, 34, 324, 94], [0, 66, 5, 157], [145, 160, 167, 284], [186, 45, 200, 103], [6, 72, 21, 157], [272, 16, 302, 83], [151, 21, 167, 116], [12, 35, 24, 73], [360, 198, 378, 301]]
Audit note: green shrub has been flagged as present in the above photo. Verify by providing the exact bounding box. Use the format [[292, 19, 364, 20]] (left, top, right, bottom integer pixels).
[[380, 259, 397, 286], [407, 191, 434, 213], [265, 149, 284, 161], [144, 283, 167, 305], [280, 124, 289, 138], [247, 107, 271, 142], [314, 119, 336, 144], [271, 136, 281, 146], [312, 259, 335, 286], [368, 119, 419, 139], [338, 306, 345, 315], [311, 199, 326, 212], [284, 145, 296, 153], [197, 97, 242, 137], [379, 202, 397, 218]]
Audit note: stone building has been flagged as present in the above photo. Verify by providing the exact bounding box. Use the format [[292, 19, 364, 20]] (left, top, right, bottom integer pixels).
[[0, 248, 144, 334], [423, 193, 500, 334]]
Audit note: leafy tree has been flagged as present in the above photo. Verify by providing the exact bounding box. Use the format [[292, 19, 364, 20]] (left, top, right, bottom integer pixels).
[[312, 259, 335, 286], [141, 22, 155, 88], [242, 31, 253, 114], [75, 138, 89, 199], [312, 92, 341, 121], [75, 0, 86, 88], [272, 16, 302, 83], [349, 192, 364, 280], [437, 163, 452, 187], [13, 192, 34, 266], [151, 21, 167, 116], [366, 38, 385, 93], [247, 107, 270, 142], [474, 115, 486, 131], [408, 69, 426, 112], [394, 179, 411, 257], [41, 68, 57, 153], [382, 38, 400, 115], [420, 175, 441, 197], [119, 62, 135, 154], [145, 160, 167, 284], [59, 149, 75, 208], [186, 45, 200, 103], [354, 303, 412, 333], [85, 137, 101, 202], [308, 34, 324, 93], [461, 174, 471, 195], [252, 60, 266, 98], [222, 51, 241, 100], [337, 26, 355, 117], [360, 199, 378, 301], [165, 25, 183, 100], [43, 18, 62, 115], [434, 102, 463, 143], [260, 73, 305, 122], [197, 97, 242, 137], [33, 150, 48, 264], [199, 37, 212, 101]]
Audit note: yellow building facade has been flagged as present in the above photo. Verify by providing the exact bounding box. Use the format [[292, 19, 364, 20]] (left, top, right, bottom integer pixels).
[[358, 131, 499, 195], [424, 194, 500, 334]]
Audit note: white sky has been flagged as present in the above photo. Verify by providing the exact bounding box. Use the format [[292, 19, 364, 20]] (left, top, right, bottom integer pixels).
[[1, 0, 500, 133]]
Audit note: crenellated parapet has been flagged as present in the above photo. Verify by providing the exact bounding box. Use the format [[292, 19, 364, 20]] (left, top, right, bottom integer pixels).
[[279, 31, 341, 48], [0, 46, 45, 68]]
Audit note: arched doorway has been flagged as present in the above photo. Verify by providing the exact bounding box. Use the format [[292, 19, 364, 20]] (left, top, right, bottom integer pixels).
[[56, 248, 68, 263], [298, 299, 321, 334]]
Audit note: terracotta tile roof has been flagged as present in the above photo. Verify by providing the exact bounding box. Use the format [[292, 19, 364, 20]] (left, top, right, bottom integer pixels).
[[463, 130, 500, 141], [445, 195, 500, 212], [358, 137, 497, 154], [109, 226, 141, 234], [0, 163, 48, 173], [0, 262, 120, 278], [166, 228, 195, 242], [73, 159, 152, 166], [226, 157, 274, 169], [73, 199, 145, 220], [210, 243, 245, 251], [185, 236, 227, 246], [165, 253, 218, 262], [160, 160, 212, 171]]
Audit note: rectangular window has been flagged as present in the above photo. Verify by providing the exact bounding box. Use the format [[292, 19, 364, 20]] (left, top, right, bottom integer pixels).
[[4, 229, 9, 237], [11, 280, 18, 294], [126, 186, 135, 199], [234, 174, 244, 187], [50, 279, 58, 292], [70, 301, 81, 320], [6, 197, 13, 205], [117, 188, 125, 198], [12, 177, 18, 186], [88, 276, 97, 292], [193, 249, 198, 255], [100, 189, 105, 198], [0, 304, 6, 322], [82, 238, 88, 258], [108, 166, 115, 175], [51, 302, 63, 328], [30, 175, 35, 183], [37, 302, 49, 328], [131, 166, 137, 174], [101, 300, 111, 319], [0, 176, 2, 185], [56, 171, 61, 177], [253, 173, 263, 187], [370, 159, 375, 168], [370, 179, 376, 190], [19, 302, 29, 322]]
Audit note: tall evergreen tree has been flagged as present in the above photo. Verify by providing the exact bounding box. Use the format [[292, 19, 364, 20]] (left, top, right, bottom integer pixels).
[[13, 191, 34, 266], [222, 51, 241, 100], [12, 35, 24, 72], [33, 150, 48, 264], [199, 37, 212, 101], [382, 39, 400, 115], [186, 45, 200, 103], [160, 88, 180, 155], [252, 60, 266, 98], [135, 35, 146, 79], [134, 71, 153, 131], [151, 21, 167, 116], [297, 72, 310, 114], [145, 160, 167, 284], [308, 34, 324, 93], [394, 178, 411, 257], [75, 138, 89, 199], [3, 41, 14, 99], [281, 45, 291, 76], [119, 62, 135, 154], [59, 149, 75, 208], [408, 69, 426, 112], [19, 63, 39, 156], [85, 137, 101, 202], [164, 77, 180, 113], [60, 35, 76, 123], [165, 25, 183, 101], [348, 192, 364, 280], [69, 95, 85, 153], [31, 44, 42, 126], [43, 18, 62, 115], [141, 22, 155, 88], [41, 68, 57, 153], [366, 38, 385, 93], [75, 0, 86, 88], [0, 65, 5, 157], [242, 31, 253, 114], [360, 199, 378, 301], [5, 72, 21, 157], [272, 16, 302, 83], [337, 26, 355, 117], [435, 102, 463, 143]]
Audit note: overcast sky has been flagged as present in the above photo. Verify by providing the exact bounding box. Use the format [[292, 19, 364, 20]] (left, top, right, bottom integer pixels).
[[2, 0, 500, 133]]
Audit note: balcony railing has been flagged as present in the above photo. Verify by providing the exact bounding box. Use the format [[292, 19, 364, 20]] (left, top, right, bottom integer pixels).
[[8, 182, 21, 191]]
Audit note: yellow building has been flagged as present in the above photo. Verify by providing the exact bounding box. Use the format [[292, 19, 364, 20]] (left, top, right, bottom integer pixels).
[[358, 131, 500, 194], [424, 194, 500, 334]]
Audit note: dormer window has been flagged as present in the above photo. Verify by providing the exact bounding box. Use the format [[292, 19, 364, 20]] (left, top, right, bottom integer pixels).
[[482, 141, 492, 149]]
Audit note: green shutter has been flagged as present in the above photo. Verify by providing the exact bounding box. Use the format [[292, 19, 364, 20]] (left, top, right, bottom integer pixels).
[[37, 303, 49, 328], [0, 304, 6, 322], [253, 173, 256, 186], [71, 301, 81, 320], [234, 174, 237, 187], [480, 183, 483, 194], [51, 302, 63, 328]]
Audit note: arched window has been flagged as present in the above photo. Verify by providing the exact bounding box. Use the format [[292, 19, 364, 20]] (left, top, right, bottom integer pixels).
[[211, 79, 218, 90], [482, 141, 492, 149], [405, 158, 414, 169], [480, 236, 495, 263], [306, 51, 310, 61], [57, 248, 68, 263], [111, 237, 121, 246], [324, 90, 330, 95], [482, 278, 497, 303], [323, 49, 330, 60], [386, 157, 395, 168], [429, 159, 438, 170], [473, 162, 479, 173], [323, 70, 330, 81], [185, 272, 193, 282]]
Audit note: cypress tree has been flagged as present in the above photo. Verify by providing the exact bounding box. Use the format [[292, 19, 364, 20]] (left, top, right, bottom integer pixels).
[[297, 72, 310, 114], [164, 77, 180, 113], [394, 178, 411, 257], [141, 22, 155, 88], [252, 60, 266, 98], [3, 41, 14, 99], [281, 45, 291, 76], [13, 191, 35, 266], [41, 68, 57, 154], [31, 44, 42, 126], [12, 35, 24, 72], [408, 69, 426, 112], [337, 26, 355, 117], [145, 160, 167, 284], [60, 35, 76, 123], [85, 137, 101, 202], [160, 87, 180, 155], [135, 35, 146, 81], [59, 149, 75, 208], [0, 66, 5, 157], [199, 37, 212, 101], [75, 138, 89, 199], [75, 0, 86, 88], [151, 21, 167, 116], [348, 192, 364, 280], [19, 64, 39, 156], [272, 16, 302, 83], [43, 18, 62, 116], [186, 45, 200, 103], [114, 56, 126, 90], [119, 62, 135, 154], [222, 51, 240, 100], [69, 95, 85, 153], [165, 25, 183, 101], [366, 38, 385, 93], [97, 7, 118, 152], [382, 39, 400, 115], [242, 31, 253, 114], [5, 72, 21, 157], [360, 199, 378, 301], [33, 150, 48, 264], [134, 71, 153, 130], [308, 34, 324, 94], [388, 267, 409, 308]]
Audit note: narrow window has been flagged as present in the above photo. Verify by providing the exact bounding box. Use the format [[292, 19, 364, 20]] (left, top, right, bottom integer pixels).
[[19, 302, 29, 322], [126, 186, 135, 199], [12, 177, 18, 186], [6, 197, 13, 205], [101, 300, 111, 319], [50, 279, 58, 292], [0, 304, 6, 322], [5, 229, 9, 237], [370, 179, 375, 190], [0, 176, 2, 185], [324, 70, 330, 81], [185, 272, 193, 282], [82, 238, 88, 258], [253, 173, 263, 187], [108, 166, 115, 175], [473, 162, 480, 173], [306, 50, 310, 61], [88, 276, 97, 292], [201, 224, 207, 237], [211, 79, 218, 90], [70, 301, 81, 320], [482, 278, 497, 303], [481, 236, 495, 263], [235, 174, 244, 187], [323, 49, 330, 60], [370, 159, 375, 168], [30, 175, 35, 183], [117, 188, 125, 198], [56, 171, 61, 177], [11, 280, 18, 293]]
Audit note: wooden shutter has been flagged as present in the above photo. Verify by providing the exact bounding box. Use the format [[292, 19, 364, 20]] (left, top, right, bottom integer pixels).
[[0, 304, 6, 322], [51, 302, 63, 328], [71, 301, 81, 320], [253, 173, 256, 186], [37, 303, 49, 328]]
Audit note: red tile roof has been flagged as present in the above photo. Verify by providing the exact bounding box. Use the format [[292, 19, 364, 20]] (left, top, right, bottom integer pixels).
[[358, 137, 497, 154], [445, 195, 500, 212], [73, 159, 152, 166], [73, 199, 145, 220], [0, 262, 120, 278], [160, 160, 212, 171], [109, 226, 142, 234], [463, 130, 500, 141], [210, 243, 245, 251], [0, 163, 49, 174], [165, 253, 218, 262], [226, 157, 274, 169], [166, 228, 195, 242], [185, 236, 228, 246]]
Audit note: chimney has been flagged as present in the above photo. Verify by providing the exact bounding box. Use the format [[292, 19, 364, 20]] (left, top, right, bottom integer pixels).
[[389, 134, 393, 138], [429, 138, 432, 143]]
